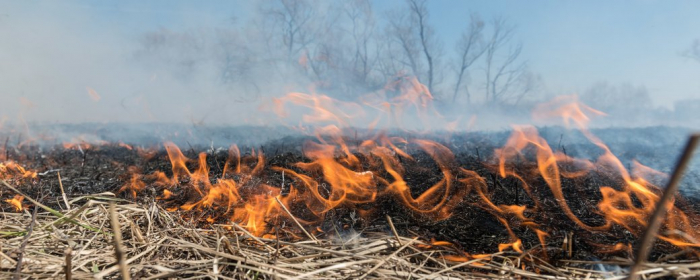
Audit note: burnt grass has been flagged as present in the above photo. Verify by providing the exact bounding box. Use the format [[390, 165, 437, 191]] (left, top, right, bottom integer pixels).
[[2, 127, 700, 265]]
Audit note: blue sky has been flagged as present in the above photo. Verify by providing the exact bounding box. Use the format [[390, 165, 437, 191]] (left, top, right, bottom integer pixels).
[[76, 0, 700, 106], [420, 1, 700, 106], [21, 1, 700, 101], [1, 0, 699, 124]]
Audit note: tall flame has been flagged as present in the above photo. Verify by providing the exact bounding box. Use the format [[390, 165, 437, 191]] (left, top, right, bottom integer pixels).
[[116, 82, 700, 260]]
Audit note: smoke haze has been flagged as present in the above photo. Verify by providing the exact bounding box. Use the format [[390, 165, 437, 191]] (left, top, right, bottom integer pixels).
[[1, 0, 699, 133]]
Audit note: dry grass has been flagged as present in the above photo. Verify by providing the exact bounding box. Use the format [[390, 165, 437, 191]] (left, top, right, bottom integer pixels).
[[2, 191, 699, 279]]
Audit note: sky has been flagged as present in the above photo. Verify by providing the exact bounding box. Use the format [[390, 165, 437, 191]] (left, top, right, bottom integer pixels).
[[420, 0, 700, 107], [1, 0, 699, 125]]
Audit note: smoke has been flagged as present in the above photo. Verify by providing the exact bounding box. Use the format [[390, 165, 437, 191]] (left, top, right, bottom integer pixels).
[[1, 2, 139, 123], [0, 1, 273, 127], [1, 1, 699, 137], [0, 1, 523, 131]]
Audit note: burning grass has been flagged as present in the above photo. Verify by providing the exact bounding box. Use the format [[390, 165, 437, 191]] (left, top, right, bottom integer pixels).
[[1, 128, 700, 279], [3, 190, 699, 279], [2, 92, 700, 278]]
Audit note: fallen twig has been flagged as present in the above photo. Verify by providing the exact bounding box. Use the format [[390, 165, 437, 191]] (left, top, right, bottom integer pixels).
[[58, 172, 71, 210], [358, 237, 418, 279], [275, 196, 319, 245], [65, 248, 72, 280], [1, 180, 106, 235], [12, 206, 38, 280], [1, 187, 697, 279], [386, 215, 402, 246], [628, 133, 700, 280], [109, 202, 131, 280]]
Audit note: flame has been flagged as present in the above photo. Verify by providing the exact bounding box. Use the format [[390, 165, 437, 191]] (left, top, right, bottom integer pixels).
[[4, 195, 25, 211], [119, 167, 146, 199], [271, 92, 366, 128], [0, 161, 37, 179], [118, 142, 133, 150], [532, 95, 606, 129], [417, 239, 490, 264], [525, 95, 700, 249], [495, 125, 609, 231], [270, 75, 453, 133], [498, 239, 523, 253], [120, 131, 477, 237], [86, 87, 101, 102], [595, 242, 633, 255], [62, 138, 109, 151], [120, 141, 286, 237], [112, 78, 699, 261]]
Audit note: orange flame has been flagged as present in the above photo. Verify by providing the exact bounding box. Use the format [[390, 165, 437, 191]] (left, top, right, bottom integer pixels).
[[86, 87, 101, 102], [270, 76, 454, 133], [120, 142, 286, 237], [4, 195, 25, 212], [0, 161, 37, 180], [524, 95, 700, 249], [115, 82, 699, 260]]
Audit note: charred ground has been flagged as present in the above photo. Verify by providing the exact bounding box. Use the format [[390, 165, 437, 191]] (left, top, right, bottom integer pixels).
[[2, 125, 699, 266]]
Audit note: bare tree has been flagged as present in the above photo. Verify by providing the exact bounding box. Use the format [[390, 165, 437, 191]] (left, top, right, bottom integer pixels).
[[134, 1, 538, 105], [512, 70, 540, 105], [256, 0, 345, 87], [385, 0, 443, 94], [453, 14, 486, 103], [490, 44, 527, 102], [385, 11, 421, 80], [342, 0, 379, 89], [375, 37, 407, 83], [407, 0, 439, 92], [483, 18, 527, 105], [260, 0, 318, 60]]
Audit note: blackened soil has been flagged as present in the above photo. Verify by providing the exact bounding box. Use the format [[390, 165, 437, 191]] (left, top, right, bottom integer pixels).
[[2, 129, 700, 264]]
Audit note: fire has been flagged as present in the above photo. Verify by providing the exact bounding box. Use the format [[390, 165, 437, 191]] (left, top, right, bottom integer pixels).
[[271, 92, 366, 128], [62, 138, 110, 151], [532, 94, 606, 129], [495, 125, 609, 231], [4, 195, 25, 212], [529, 96, 700, 248], [121, 131, 475, 236], [120, 141, 285, 237], [118, 142, 133, 150], [112, 78, 700, 261], [0, 160, 37, 180], [86, 87, 101, 102], [370, 75, 438, 129], [498, 239, 522, 253], [270, 74, 453, 132], [1, 159, 35, 211]]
